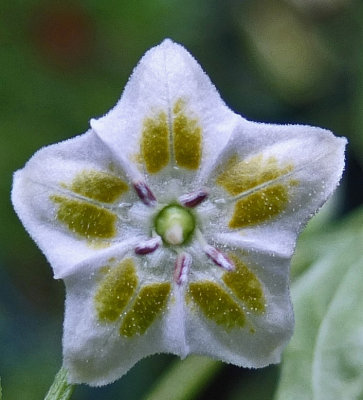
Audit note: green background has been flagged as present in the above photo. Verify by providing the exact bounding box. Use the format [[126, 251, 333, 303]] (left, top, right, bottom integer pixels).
[[1, 0, 362, 399]]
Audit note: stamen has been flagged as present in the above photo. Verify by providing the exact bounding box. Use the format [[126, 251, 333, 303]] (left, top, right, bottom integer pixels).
[[196, 229, 234, 271], [179, 189, 208, 208], [204, 245, 235, 271], [134, 236, 162, 255], [133, 181, 157, 206], [174, 252, 192, 285]]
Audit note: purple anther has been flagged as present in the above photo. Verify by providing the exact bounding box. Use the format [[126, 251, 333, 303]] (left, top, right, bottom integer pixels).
[[135, 237, 161, 255], [174, 252, 192, 285], [133, 181, 157, 206], [204, 245, 234, 271], [179, 189, 208, 208]]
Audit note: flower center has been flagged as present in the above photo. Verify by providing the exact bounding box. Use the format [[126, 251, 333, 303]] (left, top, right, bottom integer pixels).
[[155, 205, 195, 245]]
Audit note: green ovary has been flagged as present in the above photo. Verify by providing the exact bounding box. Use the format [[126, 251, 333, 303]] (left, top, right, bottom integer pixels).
[[95, 258, 138, 322], [155, 205, 195, 245], [120, 283, 171, 337], [51, 195, 117, 239], [69, 170, 128, 203], [187, 281, 245, 330], [223, 255, 265, 313]]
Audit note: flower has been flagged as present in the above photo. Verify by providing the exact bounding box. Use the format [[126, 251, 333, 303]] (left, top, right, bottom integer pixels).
[[12, 39, 346, 386]]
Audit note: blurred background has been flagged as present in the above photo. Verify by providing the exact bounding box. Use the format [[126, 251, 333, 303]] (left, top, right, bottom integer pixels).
[[1, 0, 362, 399]]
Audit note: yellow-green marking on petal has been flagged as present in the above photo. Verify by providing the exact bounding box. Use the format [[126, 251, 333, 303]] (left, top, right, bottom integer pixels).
[[187, 281, 245, 330], [229, 184, 289, 228], [172, 99, 202, 170], [95, 258, 138, 322], [217, 155, 293, 196], [68, 170, 128, 203], [217, 155, 294, 227], [141, 112, 170, 173], [223, 255, 265, 313], [120, 282, 171, 337], [51, 195, 117, 239]]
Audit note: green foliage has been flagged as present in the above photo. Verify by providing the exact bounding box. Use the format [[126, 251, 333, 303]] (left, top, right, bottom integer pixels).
[[275, 207, 363, 400], [142, 356, 222, 400], [44, 368, 74, 400], [313, 258, 363, 399]]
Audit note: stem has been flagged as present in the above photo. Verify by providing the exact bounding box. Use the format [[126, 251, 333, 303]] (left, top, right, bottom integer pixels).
[[143, 356, 222, 400], [44, 368, 75, 400]]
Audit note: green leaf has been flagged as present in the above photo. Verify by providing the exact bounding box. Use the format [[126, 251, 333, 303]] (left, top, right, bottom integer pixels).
[[142, 356, 222, 400], [44, 368, 75, 400], [312, 257, 363, 399], [0, 376, 2, 400], [274, 207, 363, 400], [290, 190, 349, 280]]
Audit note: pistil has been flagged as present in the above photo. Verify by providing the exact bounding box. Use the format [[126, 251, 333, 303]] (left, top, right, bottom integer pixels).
[[155, 204, 195, 245]]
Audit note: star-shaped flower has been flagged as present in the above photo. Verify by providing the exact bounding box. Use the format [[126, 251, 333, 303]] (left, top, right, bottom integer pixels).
[[12, 39, 346, 386]]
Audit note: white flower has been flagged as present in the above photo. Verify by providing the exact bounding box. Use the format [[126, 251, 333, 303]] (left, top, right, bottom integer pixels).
[[11, 39, 346, 386]]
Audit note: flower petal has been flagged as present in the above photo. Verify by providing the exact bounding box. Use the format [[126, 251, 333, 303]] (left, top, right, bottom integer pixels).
[[63, 250, 189, 386], [207, 121, 346, 256], [11, 130, 141, 278], [184, 251, 293, 368], [64, 247, 289, 385], [90, 39, 239, 194]]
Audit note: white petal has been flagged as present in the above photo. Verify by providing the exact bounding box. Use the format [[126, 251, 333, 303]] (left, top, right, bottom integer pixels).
[[64, 245, 293, 385], [184, 251, 294, 367], [207, 120, 346, 256], [63, 250, 189, 386], [11, 130, 141, 278], [90, 39, 239, 193]]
